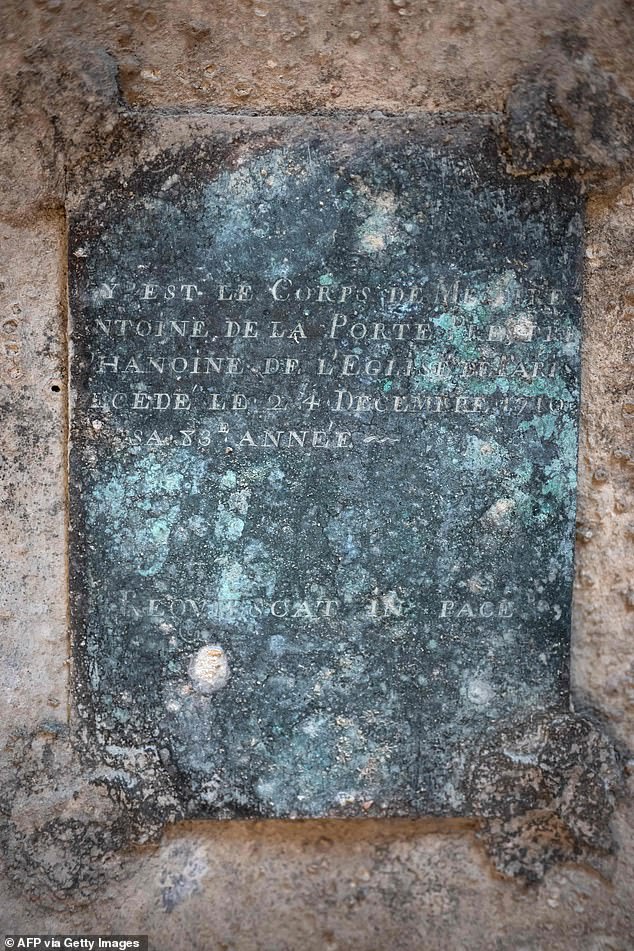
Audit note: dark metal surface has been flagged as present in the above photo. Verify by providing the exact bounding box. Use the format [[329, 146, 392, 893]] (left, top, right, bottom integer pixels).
[[68, 116, 582, 817]]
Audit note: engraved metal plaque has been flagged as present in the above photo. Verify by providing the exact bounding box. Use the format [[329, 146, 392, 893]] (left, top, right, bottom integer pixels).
[[69, 117, 582, 817]]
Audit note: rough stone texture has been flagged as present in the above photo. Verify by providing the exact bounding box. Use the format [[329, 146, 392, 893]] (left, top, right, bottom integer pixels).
[[573, 180, 634, 748], [467, 713, 622, 882], [504, 54, 634, 175], [0, 1, 633, 948], [0, 219, 68, 735]]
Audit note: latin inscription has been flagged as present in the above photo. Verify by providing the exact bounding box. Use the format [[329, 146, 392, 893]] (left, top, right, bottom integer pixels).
[[69, 118, 582, 818]]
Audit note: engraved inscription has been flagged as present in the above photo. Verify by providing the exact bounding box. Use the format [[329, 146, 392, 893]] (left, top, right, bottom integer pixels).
[[69, 118, 582, 818]]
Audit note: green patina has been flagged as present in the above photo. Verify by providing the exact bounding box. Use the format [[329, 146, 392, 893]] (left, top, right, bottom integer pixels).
[[69, 117, 582, 820]]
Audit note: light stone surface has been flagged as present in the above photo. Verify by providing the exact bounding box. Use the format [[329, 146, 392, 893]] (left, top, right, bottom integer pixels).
[[0, 0, 632, 947], [0, 220, 68, 735], [573, 181, 634, 747]]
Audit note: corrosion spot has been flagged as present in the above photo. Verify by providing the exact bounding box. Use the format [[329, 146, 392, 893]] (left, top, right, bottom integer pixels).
[[188, 645, 230, 694]]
